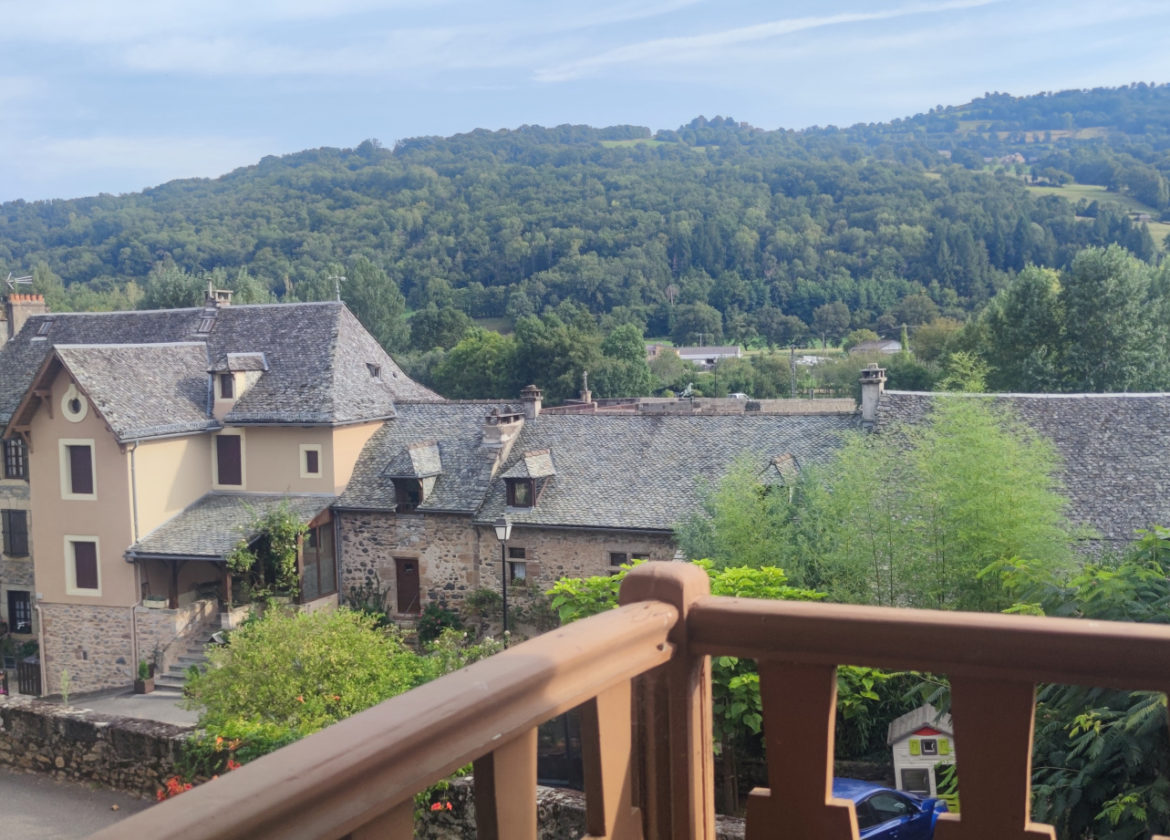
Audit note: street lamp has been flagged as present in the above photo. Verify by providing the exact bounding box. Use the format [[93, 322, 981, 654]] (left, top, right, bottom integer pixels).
[[493, 517, 512, 637]]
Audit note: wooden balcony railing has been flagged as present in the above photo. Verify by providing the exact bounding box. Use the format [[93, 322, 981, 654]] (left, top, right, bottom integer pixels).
[[91, 562, 1170, 840]]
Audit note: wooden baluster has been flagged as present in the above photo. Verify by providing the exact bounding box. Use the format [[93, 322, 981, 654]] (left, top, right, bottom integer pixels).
[[934, 678, 1055, 840], [348, 799, 414, 840], [474, 729, 538, 840], [745, 661, 857, 840], [581, 681, 643, 839], [632, 669, 671, 839], [620, 562, 715, 840]]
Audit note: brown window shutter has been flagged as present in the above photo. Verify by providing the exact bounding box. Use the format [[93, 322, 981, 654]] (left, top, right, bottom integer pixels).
[[220, 373, 235, 399], [68, 445, 93, 494], [74, 541, 98, 589], [217, 436, 242, 485], [2, 510, 28, 557], [305, 449, 319, 474]]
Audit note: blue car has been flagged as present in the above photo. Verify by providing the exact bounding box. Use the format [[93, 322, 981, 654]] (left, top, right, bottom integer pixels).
[[832, 778, 949, 840]]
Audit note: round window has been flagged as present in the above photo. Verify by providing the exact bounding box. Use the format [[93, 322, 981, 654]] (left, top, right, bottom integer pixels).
[[61, 383, 88, 423]]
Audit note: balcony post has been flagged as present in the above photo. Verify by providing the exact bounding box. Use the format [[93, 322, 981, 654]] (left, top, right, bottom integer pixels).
[[619, 562, 714, 840], [745, 661, 857, 840], [473, 728, 538, 840], [934, 678, 1055, 840]]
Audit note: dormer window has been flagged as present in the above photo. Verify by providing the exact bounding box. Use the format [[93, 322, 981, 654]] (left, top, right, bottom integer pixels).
[[506, 478, 534, 507], [367, 363, 382, 378], [393, 479, 423, 513], [219, 373, 235, 399]]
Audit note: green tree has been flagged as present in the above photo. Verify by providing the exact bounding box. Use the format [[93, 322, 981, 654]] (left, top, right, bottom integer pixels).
[[432, 327, 517, 399], [409, 305, 473, 351], [980, 265, 1065, 392], [1002, 528, 1170, 840], [592, 324, 653, 397], [671, 302, 724, 347], [1060, 245, 1158, 392], [812, 301, 851, 347], [141, 264, 204, 310], [342, 257, 410, 353]]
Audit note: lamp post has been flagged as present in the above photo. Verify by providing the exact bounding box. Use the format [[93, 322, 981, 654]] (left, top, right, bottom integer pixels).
[[493, 517, 512, 638]]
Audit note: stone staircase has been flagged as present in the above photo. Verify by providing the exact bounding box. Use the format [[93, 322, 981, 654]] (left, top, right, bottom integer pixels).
[[154, 630, 218, 692]]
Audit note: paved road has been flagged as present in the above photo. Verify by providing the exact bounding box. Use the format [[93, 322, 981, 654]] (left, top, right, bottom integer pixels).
[[0, 765, 153, 838]]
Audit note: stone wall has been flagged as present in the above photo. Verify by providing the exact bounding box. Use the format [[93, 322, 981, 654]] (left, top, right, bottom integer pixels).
[[39, 602, 135, 694], [0, 695, 186, 797], [134, 598, 217, 676], [339, 510, 676, 618]]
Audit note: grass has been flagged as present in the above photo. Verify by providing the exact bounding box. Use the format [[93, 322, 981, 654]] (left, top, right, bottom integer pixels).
[[1026, 182, 1169, 249]]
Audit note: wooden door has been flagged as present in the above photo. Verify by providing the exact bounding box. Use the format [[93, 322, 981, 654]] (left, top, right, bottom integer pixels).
[[395, 558, 420, 614]]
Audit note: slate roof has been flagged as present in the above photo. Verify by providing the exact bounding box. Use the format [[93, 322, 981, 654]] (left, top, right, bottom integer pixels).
[[876, 391, 1170, 545], [501, 449, 556, 480], [128, 492, 335, 561], [478, 413, 855, 531], [383, 440, 442, 479], [338, 403, 518, 512], [55, 343, 216, 442], [887, 704, 952, 745], [0, 301, 442, 431]]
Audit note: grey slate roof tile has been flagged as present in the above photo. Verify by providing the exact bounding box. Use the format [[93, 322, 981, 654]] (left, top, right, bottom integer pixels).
[[477, 414, 856, 531], [0, 301, 442, 430], [501, 449, 556, 479], [55, 343, 215, 442], [338, 403, 516, 512], [876, 391, 1170, 545], [129, 492, 336, 560]]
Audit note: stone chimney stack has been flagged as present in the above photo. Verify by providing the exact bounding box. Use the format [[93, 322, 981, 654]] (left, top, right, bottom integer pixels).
[[205, 280, 233, 307], [859, 363, 887, 427], [5, 294, 48, 343], [482, 406, 525, 474], [520, 384, 543, 419]]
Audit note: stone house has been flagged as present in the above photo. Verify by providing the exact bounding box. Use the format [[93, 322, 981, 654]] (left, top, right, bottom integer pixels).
[[335, 393, 856, 620], [0, 292, 441, 693]]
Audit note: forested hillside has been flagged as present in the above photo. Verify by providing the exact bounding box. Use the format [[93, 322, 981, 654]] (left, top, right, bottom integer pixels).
[[2, 84, 1168, 367]]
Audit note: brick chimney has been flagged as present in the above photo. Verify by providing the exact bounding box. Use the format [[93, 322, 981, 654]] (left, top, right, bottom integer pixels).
[[5, 294, 48, 343], [520, 384, 543, 419], [859, 363, 887, 427]]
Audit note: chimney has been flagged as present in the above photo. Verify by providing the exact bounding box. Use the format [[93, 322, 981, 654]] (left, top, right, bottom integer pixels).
[[205, 280, 233, 307], [5, 294, 48, 342], [520, 384, 543, 419], [482, 406, 525, 473], [859, 363, 887, 426]]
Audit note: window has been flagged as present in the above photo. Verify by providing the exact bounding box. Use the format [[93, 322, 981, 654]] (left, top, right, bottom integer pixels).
[[6, 590, 31, 635], [214, 433, 243, 487], [900, 768, 931, 795], [300, 444, 322, 478], [366, 363, 381, 378], [2, 510, 28, 556], [858, 792, 916, 829], [65, 537, 100, 595], [4, 438, 26, 480], [507, 478, 533, 507], [219, 373, 235, 399], [508, 546, 527, 582], [301, 522, 336, 602], [393, 479, 422, 513], [59, 439, 96, 499], [920, 738, 938, 756]]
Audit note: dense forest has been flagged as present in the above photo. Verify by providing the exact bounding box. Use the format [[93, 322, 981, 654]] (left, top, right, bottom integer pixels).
[[3, 83, 1170, 398]]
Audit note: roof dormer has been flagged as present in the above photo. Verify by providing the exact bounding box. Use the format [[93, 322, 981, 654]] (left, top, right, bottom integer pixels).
[[209, 352, 268, 419], [383, 440, 442, 513], [502, 449, 555, 508]]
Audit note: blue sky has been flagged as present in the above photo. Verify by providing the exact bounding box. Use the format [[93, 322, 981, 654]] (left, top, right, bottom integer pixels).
[[2, 0, 1170, 203]]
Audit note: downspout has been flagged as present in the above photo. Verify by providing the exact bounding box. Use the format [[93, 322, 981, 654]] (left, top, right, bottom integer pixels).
[[128, 441, 140, 672], [34, 602, 46, 697]]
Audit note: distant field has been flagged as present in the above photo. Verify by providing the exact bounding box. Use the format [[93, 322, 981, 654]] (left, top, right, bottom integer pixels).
[[473, 316, 513, 334], [953, 122, 1109, 141], [1026, 182, 1170, 249], [599, 139, 670, 148]]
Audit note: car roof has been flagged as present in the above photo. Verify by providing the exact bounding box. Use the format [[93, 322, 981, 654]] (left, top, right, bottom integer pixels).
[[832, 778, 893, 802]]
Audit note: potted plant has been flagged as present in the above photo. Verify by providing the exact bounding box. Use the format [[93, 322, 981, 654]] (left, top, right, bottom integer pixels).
[[134, 659, 154, 694]]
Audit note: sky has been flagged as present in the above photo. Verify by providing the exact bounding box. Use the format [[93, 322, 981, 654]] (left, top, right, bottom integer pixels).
[[2, 0, 1170, 204]]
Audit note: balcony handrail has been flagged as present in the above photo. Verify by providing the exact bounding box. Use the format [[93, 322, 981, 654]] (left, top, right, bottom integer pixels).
[[687, 595, 1170, 689], [88, 597, 679, 840], [87, 562, 1170, 840]]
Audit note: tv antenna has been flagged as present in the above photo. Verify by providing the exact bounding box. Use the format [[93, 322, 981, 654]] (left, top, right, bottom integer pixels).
[[5, 272, 33, 292]]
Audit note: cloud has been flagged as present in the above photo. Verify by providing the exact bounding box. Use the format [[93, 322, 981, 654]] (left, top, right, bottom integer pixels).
[[534, 0, 1010, 82]]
